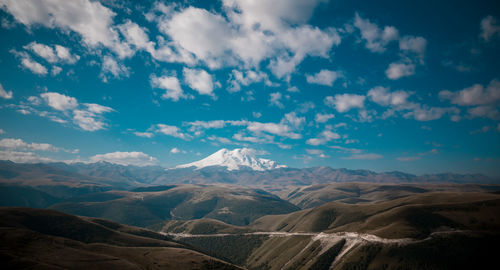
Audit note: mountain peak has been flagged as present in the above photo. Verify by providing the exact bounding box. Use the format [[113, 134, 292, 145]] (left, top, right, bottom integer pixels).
[[174, 148, 287, 171]]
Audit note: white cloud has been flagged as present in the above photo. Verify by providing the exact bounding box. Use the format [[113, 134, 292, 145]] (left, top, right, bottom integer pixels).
[[150, 74, 185, 101], [0, 0, 132, 58], [40, 92, 78, 111], [325, 94, 365, 113], [51, 66, 62, 76], [170, 147, 185, 154], [72, 109, 106, 131], [399, 36, 427, 57], [315, 113, 335, 123], [247, 121, 301, 139], [306, 149, 328, 158], [117, 20, 154, 53], [0, 129, 4, 134], [21, 56, 48, 75], [329, 145, 362, 154], [100, 56, 129, 81], [0, 83, 13, 99], [439, 79, 500, 106], [0, 138, 58, 151], [480, 15, 500, 42], [0, 150, 54, 163], [283, 112, 305, 129], [134, 132, 154, 138], [467, 106, 499, 120], [385, 62, 415, 80], [306, 69, 340, 86], [342, 153, 383, 160], [353, 13, 399, 53], [36, 92, 113, 131], [269, 92, 284, 108], [306, 130, 340, 145], [367, 86, 410, 106], [155, 124, 191, 140], [24, 42, 79, 64], [150, 0, 339, 78], [227, 69, 275, 92], [404, 105, 457, 121], [183, 68, 214, 96], [90, 151, 158, 166]]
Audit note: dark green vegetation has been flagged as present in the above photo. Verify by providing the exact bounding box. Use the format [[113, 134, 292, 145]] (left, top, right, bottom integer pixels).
[[0, 207, 241, 269]]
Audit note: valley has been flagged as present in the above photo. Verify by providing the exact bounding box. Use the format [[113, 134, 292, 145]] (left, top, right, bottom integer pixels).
[[1, 153, 499, 269]]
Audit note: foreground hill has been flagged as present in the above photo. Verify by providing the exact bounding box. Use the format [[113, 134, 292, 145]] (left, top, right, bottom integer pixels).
[[0, 207, 241, 270], [50, 184, 299, 227], [161, 192, 500, 269], [252, 192, 500, 238]]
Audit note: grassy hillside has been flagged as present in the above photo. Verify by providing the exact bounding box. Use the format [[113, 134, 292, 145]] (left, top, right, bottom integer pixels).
[[280, 182, 500, 208], [251, 192, 500, 238], [50, 184, 300, 227], [0, 207, 241, 270]]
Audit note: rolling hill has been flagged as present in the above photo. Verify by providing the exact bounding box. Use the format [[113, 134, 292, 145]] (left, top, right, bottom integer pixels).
[[49, 184, 300, 227], [0, 207, 241, 269]]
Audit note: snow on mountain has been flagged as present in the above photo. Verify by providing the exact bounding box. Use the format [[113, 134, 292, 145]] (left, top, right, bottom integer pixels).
[[174, 148, 287, 171]]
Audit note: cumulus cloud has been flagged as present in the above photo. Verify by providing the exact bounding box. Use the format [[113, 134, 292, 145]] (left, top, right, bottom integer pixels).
[[29, 92, 113, 131], [150, 74, 185, 101], [227, 69, 275, 92], [306, 130, 340, 145], [439, 79, 500, 106], [0, 83, 13, 99], [24, 42, 79, 64], [269, 92, 284, 108], [0, 0, 133, 58], [90, 151, 158, 166], [0, 150, 55, 163], [367, 86, 410, 106], [247, 121, 301, 139], [439, 79, 500, 120], [399, 36, 427, 58], [20, 56, 48, 75], [183, 68, 214, 96], [283, 112, 305, 129], [480, 15, 500, 42], [305, 69, 340, 86], [315, 113, 335, 123], [385, 62, 415, 80], [0, 138, 59, 152], [155, 124, 191, 140], [170, 147, 186, 154], [40, 92, 78, 111], [149, 0, 339, 78], [100, 56, 129, 82], [353, 13, 399, 53], [325, 94, 365, 113]]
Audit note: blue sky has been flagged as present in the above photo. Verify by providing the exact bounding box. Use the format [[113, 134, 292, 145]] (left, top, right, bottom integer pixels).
[[0, 0, 499, 176]]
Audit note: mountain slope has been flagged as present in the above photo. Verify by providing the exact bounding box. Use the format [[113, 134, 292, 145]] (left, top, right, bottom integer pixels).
[[0, 207, 241, 270], [174, 148, 287, 171]]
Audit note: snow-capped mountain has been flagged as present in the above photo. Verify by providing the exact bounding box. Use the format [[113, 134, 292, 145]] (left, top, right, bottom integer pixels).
[[174, 148, 287, 171]]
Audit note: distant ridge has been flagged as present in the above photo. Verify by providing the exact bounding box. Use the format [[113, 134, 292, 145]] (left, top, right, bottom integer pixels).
[[174, 148, 287, 171]]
